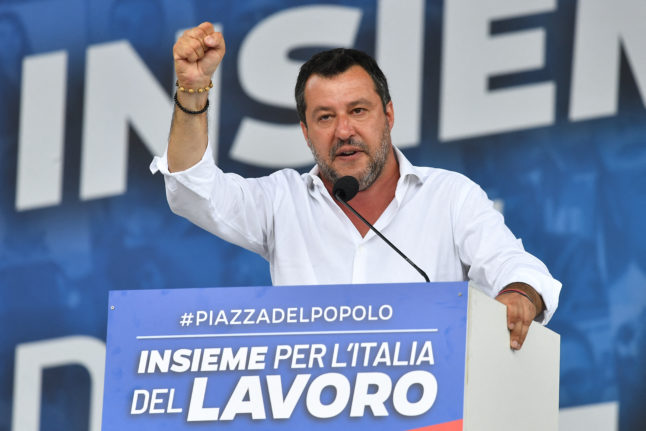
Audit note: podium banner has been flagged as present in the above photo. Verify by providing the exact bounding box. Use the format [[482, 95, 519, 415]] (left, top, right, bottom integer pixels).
[[103, 282, 468, 430]]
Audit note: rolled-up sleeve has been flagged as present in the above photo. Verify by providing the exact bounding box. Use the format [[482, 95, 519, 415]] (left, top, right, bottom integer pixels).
[[150, 142, 273, 258], [454, 180, 562, 324]]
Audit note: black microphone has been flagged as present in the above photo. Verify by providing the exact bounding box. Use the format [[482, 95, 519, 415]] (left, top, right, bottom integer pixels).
[[333, 176, 430, 283]]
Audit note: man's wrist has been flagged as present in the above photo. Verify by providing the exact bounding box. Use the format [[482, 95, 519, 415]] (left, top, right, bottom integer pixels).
[[175, 90, 209, 111], [176, 80, 213, 94], [497, 282, 545, 318]]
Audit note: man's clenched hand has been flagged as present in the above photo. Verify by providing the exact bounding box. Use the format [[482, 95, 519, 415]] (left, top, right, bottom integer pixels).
[[173, 22, 225, 89]]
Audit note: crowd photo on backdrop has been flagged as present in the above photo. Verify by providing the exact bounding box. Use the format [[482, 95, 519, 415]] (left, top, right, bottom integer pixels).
[[151, 22, 562, 350]]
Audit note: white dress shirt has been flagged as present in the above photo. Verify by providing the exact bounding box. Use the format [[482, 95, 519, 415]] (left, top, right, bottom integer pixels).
[[151, 145, 561, 323]]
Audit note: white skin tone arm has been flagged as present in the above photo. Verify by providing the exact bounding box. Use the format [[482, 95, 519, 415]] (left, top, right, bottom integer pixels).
[[168, 22, 225, 172]]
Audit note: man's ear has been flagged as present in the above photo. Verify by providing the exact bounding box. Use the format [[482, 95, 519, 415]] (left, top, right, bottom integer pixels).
[[300, 121, 310, 148], [385, 101, 394, 131]]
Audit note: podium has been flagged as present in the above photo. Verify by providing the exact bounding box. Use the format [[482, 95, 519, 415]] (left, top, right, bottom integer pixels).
[[102, 282, 559, 430], [462, 286, 560, 430]]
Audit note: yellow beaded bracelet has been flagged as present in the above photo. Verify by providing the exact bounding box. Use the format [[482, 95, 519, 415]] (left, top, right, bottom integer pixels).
[[175, 80, 213, 94]]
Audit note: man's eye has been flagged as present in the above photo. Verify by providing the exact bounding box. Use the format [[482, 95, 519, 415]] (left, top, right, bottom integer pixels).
[[352, 108, 366, 114], [318, 114, 331, 121]]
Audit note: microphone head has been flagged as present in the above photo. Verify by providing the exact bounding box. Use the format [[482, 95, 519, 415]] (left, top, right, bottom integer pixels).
[[333, 176, 359, 202]]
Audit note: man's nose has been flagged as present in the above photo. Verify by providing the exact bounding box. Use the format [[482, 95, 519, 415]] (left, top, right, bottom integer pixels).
[[334, 115, 355, 141]]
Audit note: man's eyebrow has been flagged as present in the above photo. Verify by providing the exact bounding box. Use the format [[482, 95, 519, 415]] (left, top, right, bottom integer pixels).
[[311, 98, 376, 115], [311, 105, 333, 115], [348, 98, 375, 107]]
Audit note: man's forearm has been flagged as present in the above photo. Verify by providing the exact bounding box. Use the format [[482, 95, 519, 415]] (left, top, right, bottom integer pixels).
[[167, 91, 209, 172], [168, 23, 225, 172]]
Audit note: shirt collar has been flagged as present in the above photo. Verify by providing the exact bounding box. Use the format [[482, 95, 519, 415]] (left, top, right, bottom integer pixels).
[[392, 146, 424, 205], [393, 146, 423, 185], [305, 164, 325, 191]]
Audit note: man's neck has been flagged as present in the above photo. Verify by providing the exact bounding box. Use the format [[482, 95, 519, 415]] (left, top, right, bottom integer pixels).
[[323, 148, 400, 237]]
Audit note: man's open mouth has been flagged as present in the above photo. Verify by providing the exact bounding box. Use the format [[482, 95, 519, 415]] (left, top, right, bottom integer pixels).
[[335, 147, 363, 158]]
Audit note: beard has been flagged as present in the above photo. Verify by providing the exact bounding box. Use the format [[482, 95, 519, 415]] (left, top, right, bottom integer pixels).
[[309, 121, 392, 191]]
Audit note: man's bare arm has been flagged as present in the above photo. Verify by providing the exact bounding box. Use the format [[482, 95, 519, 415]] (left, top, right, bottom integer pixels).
[[168, 22, 225, 172]]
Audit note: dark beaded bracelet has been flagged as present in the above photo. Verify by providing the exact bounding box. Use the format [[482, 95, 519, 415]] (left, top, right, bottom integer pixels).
[[174, 92, 209, 115]]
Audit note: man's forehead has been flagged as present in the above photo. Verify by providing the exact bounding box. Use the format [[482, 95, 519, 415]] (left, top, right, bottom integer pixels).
[[303, 66, 378, 106], [305, 65, 372, 86]]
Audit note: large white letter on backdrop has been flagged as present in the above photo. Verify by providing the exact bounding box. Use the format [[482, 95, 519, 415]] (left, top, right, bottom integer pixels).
[[12, 336, 106, 431], [569, 0, 646, 120], [81, 41, 172, 200], [15, 51, 67, 211], [376, 0, 425, 149], [440, 0, 556, 141]]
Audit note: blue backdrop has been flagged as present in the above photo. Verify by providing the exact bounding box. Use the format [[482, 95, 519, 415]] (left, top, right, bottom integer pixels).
[[0, 1, 644, 430]]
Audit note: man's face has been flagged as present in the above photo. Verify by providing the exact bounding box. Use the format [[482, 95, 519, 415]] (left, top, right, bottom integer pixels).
[[300, 65, 394, 190]]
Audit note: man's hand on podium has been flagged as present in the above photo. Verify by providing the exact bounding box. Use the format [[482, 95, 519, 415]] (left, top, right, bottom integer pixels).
[[495, 282, 545, 350]]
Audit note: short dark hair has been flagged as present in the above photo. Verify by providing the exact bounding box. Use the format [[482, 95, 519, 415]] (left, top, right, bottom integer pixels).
[[295, 48, 391, 125]]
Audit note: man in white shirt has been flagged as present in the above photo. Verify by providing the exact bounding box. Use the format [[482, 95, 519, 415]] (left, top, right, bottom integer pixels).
[[153, 22, 561, 350]]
